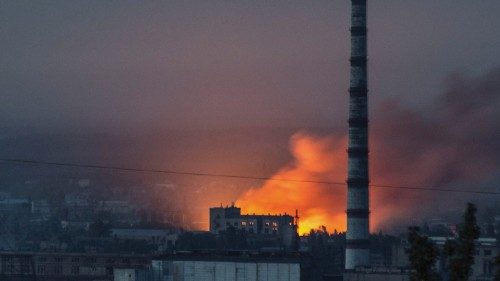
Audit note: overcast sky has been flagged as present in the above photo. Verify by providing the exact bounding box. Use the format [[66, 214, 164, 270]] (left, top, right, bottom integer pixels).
[[2, 0, 500, 134]]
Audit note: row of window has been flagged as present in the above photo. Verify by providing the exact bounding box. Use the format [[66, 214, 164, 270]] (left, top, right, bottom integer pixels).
[[37, 257, 132, 263], [226, 221, 280, 227], [476, 249, 493, 256]]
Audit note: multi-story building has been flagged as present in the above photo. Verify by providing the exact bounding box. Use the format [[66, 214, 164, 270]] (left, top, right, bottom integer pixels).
[[209, 205, 297, 249]]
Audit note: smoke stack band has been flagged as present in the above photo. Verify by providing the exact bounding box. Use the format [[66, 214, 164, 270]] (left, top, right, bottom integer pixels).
[[345, 0, 370, 270]]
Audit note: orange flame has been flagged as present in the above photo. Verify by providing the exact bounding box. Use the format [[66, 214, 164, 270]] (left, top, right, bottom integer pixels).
[[236, 132, 348, 235], [191, 131, 438, 234]]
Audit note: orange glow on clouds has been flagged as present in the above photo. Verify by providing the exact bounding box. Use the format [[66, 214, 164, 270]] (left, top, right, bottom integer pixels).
[[236, 132, 348, 235]]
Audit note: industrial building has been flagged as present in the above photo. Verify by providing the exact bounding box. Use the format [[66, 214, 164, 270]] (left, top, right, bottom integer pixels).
[[114, 253, 301, 281], [209, 204, 297, 250], [0, 251, 150, 281]]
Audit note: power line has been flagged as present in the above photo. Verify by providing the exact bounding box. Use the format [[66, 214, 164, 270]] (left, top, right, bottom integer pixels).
[[0, 158, 499, 195]]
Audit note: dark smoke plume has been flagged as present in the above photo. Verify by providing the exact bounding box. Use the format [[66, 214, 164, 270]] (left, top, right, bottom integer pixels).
[[371, 67, 500, 230]]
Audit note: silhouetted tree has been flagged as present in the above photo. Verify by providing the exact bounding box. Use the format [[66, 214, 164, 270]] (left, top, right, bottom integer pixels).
[[447, 203, 481, 281], [307, 227, 345, 279], [407, 226, 441, 281]]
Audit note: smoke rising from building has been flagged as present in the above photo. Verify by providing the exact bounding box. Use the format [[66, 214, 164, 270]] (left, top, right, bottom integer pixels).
[[236, 133, 347, 235], [0, 0, 499, 235], [1, 67, 499, 234], [234, 66, 500, 236]]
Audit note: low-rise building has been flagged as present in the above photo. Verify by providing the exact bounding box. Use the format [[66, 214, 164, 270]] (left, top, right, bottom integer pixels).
[[115, 252, 301, 281], [0, 252, 150, 281], [111, 228, 177, 250]]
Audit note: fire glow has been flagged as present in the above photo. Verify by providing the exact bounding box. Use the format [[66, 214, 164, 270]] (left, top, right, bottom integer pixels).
[[236, 132, 348, 235]]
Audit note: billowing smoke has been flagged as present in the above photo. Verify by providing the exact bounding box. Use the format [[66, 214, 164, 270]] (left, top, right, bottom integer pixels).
[[236, 133, 347, 235], [237, 67, 500, 233], [2, 68, 499, 233], [371, 67, 500, 230]]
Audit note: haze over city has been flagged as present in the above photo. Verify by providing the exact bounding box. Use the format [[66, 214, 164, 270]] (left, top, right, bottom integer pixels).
[[1, 1, 499, 280]]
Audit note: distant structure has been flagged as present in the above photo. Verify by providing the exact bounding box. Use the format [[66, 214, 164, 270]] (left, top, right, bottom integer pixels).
[[209, 204, 297, 249], [430, 237, 498, 280], [346, 0, 370, 270]]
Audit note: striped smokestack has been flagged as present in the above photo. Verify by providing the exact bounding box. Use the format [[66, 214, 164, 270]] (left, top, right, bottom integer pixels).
[[345, 0, 370, 270]]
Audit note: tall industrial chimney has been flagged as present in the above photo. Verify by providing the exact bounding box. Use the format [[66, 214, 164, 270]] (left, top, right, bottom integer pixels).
[[345, 0, 370, 270]]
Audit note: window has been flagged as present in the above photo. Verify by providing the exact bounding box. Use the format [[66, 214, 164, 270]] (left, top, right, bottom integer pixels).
[[71, 266, 79, 275], [37, 265, 46, 275], [241, 221, 247, 226], [272, 222, 278, 227], [265, 222, 270, 227], [249, 221, 254, 226], [54, 265, 63, 275], [21, 260, 30, 274], [483, 261, 493, 274]]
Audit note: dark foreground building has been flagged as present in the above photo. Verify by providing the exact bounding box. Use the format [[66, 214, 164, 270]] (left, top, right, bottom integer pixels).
[[0, 252, 150, 281], [114, 251, 306, 281]]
